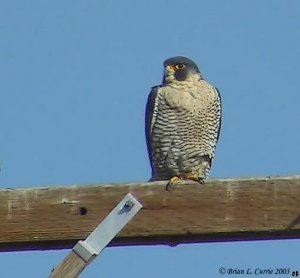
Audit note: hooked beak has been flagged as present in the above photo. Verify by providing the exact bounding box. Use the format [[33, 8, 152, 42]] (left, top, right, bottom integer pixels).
[[164, 64, 176, 77]]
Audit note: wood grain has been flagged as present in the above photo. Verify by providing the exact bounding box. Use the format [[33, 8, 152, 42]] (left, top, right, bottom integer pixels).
[[0, 176, 300, 252], [49, 251, 87, 278]]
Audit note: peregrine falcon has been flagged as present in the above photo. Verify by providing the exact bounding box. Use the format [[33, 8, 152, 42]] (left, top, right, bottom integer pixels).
[[145, 56, 221, 189]]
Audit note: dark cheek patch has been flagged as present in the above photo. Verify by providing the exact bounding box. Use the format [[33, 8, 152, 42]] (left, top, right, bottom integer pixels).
[[175, 69, 188, 81]]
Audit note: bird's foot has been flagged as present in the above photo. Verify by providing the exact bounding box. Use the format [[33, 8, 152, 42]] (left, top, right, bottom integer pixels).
[[186, 174, 204, 184], [166, 176, 181, 191]]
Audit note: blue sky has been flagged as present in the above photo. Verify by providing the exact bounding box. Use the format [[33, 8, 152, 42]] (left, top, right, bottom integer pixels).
[[1, 1, 300, 277]]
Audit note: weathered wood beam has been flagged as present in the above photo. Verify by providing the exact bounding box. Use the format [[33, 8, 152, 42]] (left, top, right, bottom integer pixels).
[[0, 176, 300, 252]]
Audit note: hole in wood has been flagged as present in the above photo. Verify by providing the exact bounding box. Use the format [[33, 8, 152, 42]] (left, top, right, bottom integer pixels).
[[79, 207, 88, 215]]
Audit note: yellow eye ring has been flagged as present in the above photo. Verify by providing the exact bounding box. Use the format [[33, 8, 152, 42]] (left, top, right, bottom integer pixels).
[[175, 63, 186, 69]]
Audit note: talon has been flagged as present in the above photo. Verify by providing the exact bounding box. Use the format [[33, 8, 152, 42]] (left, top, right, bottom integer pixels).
[[166, 176, 181, 191], [186, 174, 204, 184]]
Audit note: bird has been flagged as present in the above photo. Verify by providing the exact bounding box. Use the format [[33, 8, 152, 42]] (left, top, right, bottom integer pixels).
[[145, 56, 222, 190]]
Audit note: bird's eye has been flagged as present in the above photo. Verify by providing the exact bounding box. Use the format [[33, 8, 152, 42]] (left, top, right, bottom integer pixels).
[[175, 63, 186, 69]]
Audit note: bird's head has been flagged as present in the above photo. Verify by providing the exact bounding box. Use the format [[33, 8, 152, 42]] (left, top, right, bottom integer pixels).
[[163, 56, 202, 84]]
